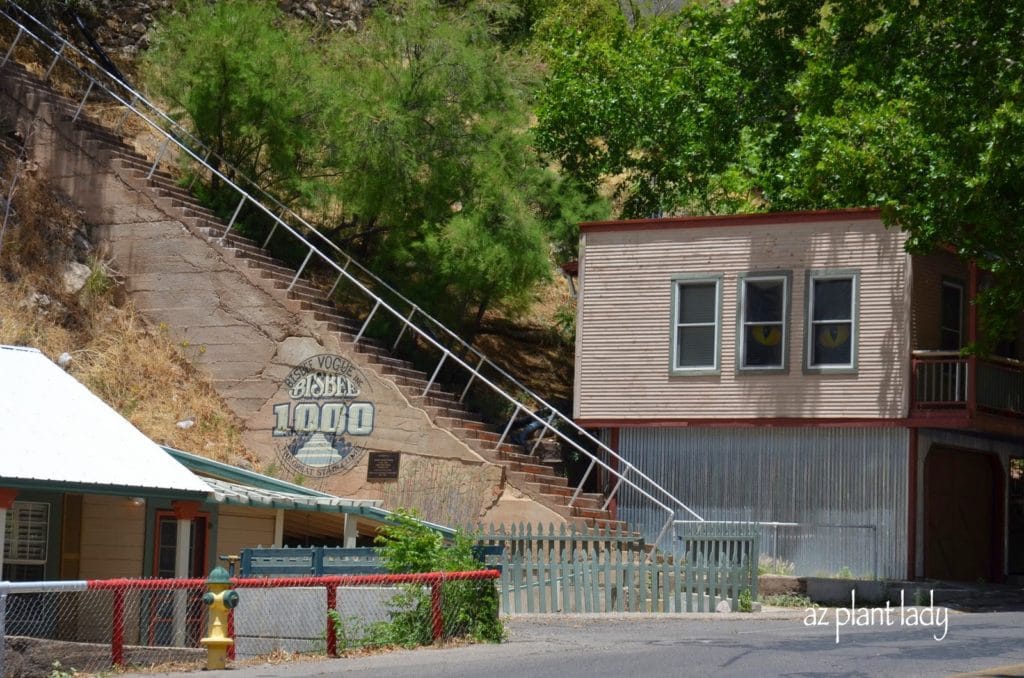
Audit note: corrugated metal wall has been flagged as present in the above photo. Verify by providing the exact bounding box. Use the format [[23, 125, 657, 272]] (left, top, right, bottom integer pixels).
[[617, 426, 909, 579]]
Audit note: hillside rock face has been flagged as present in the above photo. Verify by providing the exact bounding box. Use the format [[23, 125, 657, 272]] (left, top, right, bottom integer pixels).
[[56, 0, 374, 62]]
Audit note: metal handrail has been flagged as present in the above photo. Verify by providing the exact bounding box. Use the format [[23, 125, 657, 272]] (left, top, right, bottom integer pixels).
[[0, 3, 702, 546]]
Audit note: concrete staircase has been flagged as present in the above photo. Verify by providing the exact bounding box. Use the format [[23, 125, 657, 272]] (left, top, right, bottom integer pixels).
[[0, 59, 620, 529]]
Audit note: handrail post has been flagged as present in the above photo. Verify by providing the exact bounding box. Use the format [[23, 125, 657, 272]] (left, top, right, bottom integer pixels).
[[113, 94, 137, 135], [71, 79, 94, 122], [569, 459, 596, 508], [262, 220, 279, 249], [327, 259, 351, 299], [528, 411, 558, 456], [188, 150, 212, 191], [43, 41, 63, 80], [459, 357, 485, 403], [146, 137, 170, 179], [496, 404, 523, 450], [2, 26, 22, 66], [601, 476, 624, 511], [220, 195, 247, 243], [288, 247, 314, 291], [423, 353, 447, 397], [352, 300, 380, 345], [392, 307, 418, 351]]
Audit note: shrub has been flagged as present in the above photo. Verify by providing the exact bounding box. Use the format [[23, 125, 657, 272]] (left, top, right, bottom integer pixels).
[[365, 509, 504, 647]]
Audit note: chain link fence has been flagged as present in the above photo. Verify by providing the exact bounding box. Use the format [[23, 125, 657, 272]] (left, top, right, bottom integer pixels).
[[1, 571, 500, 677]]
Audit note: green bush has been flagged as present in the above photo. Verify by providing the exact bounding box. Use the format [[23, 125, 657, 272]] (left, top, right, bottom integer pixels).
[[361, 509, 503, 647]]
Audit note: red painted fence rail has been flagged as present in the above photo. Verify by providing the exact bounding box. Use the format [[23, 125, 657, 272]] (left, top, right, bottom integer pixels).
[[83, 570, 500, 666]]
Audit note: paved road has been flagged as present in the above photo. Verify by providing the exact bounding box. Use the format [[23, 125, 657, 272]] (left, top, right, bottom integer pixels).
[[157, 610, 1024, 678]]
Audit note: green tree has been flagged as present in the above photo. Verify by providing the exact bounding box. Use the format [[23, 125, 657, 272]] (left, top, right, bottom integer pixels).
[[142, 1, 333, 213], [326, 0, 599, 328], [537, 0, 1024, 340], [536, 1, 750, 217], [773, 1, 1024, 344]]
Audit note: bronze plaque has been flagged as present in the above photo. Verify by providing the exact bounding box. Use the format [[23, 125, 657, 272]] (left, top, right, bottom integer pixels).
[[367, 452, 400, 481]]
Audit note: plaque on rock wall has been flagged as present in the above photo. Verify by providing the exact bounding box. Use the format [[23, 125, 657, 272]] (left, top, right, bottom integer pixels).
[[367, 452, 400, 481]]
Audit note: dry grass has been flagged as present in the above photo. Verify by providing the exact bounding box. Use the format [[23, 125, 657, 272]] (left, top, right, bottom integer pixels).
[[0, 163, 257, 469]]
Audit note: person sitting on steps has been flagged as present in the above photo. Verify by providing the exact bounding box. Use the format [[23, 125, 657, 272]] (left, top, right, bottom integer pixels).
[[510, 407, 552, 453]]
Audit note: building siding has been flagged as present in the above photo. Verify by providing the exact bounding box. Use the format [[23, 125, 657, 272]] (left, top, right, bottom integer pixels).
[[216, 506, 277, 558], [576, 217, 910, 420], [75, 495, 147, 643], [615, 426, 909, 579], [910, 251, 969, 351], [78, 495, 146, 579]]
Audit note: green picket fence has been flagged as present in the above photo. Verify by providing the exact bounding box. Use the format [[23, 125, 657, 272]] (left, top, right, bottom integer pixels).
[[470, 522, 646, 560], [496, 548, 750, 613]]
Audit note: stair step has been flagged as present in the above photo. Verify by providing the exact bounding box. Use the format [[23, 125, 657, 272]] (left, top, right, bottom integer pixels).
[[507, 470, 570, 488], [572, 506, 615, 521], [419, 403, 483, 423], [434, 416, 488, 432], [539, 493, 603, 510]]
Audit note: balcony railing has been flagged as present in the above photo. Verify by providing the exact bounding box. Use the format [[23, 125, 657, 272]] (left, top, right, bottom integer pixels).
[[911, 350, 1024, 417]]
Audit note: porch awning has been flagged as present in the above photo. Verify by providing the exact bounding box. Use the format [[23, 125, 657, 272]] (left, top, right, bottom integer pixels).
[[0, 345, 210, 497], [202, 476, 387, 516]]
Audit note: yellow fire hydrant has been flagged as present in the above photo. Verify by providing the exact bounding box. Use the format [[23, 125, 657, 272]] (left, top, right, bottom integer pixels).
[[199, 566, 239, 669]]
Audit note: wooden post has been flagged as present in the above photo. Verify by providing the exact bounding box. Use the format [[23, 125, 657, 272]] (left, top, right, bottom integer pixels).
[[111, 587, 125, 667], [430, 578, 443, 642], [967, 261, 979, 417], [326, 583, 338, 657]]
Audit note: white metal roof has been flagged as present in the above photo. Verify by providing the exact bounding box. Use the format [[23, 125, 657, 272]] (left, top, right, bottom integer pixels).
[[0, 345, 210, 495], [203, 477, 384, 512]]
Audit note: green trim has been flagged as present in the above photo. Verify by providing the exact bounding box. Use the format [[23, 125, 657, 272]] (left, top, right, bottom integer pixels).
[[163, 446, 333, 498], [0, 478, 207, 501], [669, 273, 724, 376], [162, 447, 455, 537]]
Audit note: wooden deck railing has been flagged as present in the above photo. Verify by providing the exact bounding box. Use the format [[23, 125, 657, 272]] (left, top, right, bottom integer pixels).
[[911, 351, 1024, 416]]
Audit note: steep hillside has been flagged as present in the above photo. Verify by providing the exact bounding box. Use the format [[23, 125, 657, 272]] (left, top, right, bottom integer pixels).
[[0, 157, 258, 469]]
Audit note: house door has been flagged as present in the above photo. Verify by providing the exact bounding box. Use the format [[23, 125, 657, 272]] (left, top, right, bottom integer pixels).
[[1009, 457, 1024, 576], [149, 512, 209, 645], [924, 446, 1003, 582]]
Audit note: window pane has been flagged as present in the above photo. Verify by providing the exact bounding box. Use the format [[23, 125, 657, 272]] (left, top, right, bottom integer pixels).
[[812, 279, 852, 321], [676, 326, 715, 367], [744, 280, 783, 323], [744, 325, 784, 367], [678, 282, 716, 324], [812, 322, 852, 365]]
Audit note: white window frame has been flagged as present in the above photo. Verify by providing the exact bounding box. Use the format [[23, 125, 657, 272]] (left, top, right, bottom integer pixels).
[[670, 274, 723, 376], [3, 501, 50, 565], [805, 270, 859, 373], [737, 272, 791, 373]]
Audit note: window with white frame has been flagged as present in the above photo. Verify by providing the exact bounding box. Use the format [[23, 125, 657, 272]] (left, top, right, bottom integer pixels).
[[739, 274, 789, 370], [671, 276, 721, 373], [807, 272, 858, 370], [3, 501, 49, 581]]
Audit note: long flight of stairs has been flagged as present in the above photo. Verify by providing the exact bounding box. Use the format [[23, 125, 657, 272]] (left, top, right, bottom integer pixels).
[[0, 58, 621, 529]]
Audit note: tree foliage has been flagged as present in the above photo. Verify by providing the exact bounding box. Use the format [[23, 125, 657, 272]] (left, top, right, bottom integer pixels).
[[143, 0, 604, 330], [143, 1, 332, 209], [537, 0, 1024, 342]]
